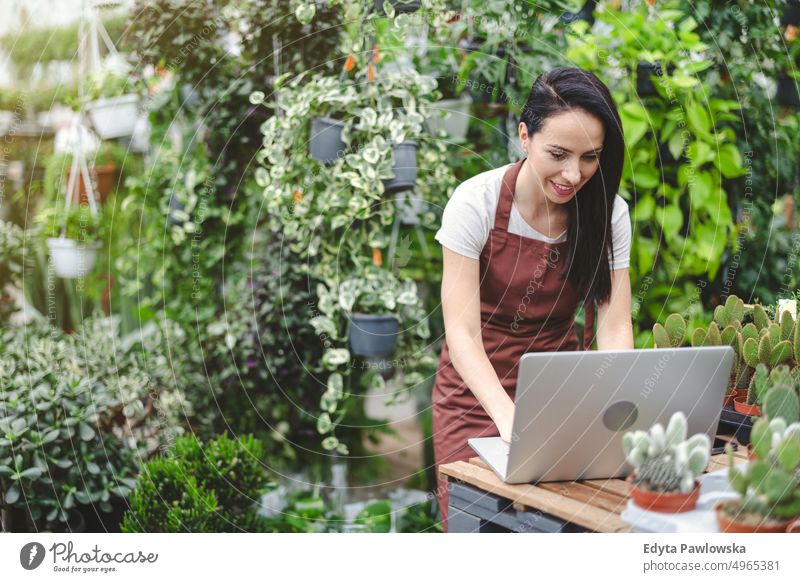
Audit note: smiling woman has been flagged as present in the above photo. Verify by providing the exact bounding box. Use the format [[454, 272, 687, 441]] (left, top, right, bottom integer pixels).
[[431, 67, 634, 531]]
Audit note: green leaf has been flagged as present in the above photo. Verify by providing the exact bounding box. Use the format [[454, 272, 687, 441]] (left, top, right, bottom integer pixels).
[[716, 143, 745, 178], [776, 437, 800, 473], [79, 422, 95, 441], [656, 204, 683, 239], [632, 195, 655, 222]]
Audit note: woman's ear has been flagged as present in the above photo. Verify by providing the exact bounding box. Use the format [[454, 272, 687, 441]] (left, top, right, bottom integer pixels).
[[518, 122, 529, 151]]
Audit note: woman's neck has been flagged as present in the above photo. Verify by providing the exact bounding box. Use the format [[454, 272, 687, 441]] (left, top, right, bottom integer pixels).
[[514, 159, 568, 233]]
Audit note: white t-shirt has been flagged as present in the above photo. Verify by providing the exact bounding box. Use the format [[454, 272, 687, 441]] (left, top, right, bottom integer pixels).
[[435, 163, 631, 270]]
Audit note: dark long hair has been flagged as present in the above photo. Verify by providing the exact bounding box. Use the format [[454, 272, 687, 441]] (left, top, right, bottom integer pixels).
[[519, 67, 624, 305]]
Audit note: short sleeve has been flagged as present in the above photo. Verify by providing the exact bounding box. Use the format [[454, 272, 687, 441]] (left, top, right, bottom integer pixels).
[[609, 195, 631, 270], [434, 182, 492, 260]]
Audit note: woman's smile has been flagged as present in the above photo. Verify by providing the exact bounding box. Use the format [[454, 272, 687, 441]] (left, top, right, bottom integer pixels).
[[549, 179, 577, 197]]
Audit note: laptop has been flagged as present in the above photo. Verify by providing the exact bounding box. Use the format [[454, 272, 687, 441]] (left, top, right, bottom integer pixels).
[[468, 347, 734, 484]]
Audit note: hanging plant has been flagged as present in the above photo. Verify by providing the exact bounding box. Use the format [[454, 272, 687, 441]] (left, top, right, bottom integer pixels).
[[39, 204, 106, 279], [254, 62, 456, 454]]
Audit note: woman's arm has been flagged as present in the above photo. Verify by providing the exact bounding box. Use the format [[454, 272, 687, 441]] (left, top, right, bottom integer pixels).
[[596, 268, 634, 350], [441, 247, 515, 442]]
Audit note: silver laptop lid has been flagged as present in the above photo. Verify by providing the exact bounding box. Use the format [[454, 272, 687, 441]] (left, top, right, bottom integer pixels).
[[505, 347, 734, 484]]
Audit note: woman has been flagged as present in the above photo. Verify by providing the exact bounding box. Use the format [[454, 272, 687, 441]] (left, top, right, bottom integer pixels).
[[432, 67, 634, 530]]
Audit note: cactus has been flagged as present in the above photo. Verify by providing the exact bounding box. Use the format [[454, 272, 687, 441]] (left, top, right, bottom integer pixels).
[[653, 313, 686, 348], [691, 321, 723, 347], [742, 332, 792, 369], [747, 363, 770, 406], [622, 412, 710, 493], [714, 295, 745, 328], [780, 312, 795, 341], [726, 418, 800, 521], [763, 385, 800, 425], [753, 304, 770, 331]]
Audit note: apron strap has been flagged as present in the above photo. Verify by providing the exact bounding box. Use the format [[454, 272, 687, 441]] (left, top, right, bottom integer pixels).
[[495, 159, 525, 231], [582, 295, 596, 351]]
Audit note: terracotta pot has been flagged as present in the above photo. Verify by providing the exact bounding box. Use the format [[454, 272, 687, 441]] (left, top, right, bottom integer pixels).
[[715, 501, 793, 533], [723, 392, 736, 408], [65, 163, 118, 204], [733, 395, 762, 417], [627, 475, 700, 513], [788, 519, 800, 533]]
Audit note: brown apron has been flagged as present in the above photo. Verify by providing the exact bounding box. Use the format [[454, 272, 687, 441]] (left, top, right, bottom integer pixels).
[[432, 159, 595, 531]]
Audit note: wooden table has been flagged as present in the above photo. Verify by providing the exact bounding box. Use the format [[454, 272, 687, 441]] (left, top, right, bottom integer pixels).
[[439, 438, 749, 533]]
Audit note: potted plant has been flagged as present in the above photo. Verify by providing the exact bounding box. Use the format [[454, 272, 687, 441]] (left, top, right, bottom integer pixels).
[[309, 116, 348, 164], [716, 417, 800, 532], [621, 411, 710, 513], [339, 265, 420, 358], [425, 74, 472, 142], [85, 69, 141, 140], [383, 140, 418, 194], [39, 203, 105, 279], [0, 321, 142, 532], [374, 0, 420, 16]]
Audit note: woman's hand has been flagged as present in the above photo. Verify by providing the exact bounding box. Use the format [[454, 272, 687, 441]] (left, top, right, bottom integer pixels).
[[495, 401, 516, 444]]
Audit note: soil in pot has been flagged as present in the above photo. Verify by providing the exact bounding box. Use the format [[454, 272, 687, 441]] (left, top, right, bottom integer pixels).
[[733, 395, 761, 417], [715, 500, 793, 533], [310, 117, 347, 164], [626, 475, 700, 513]]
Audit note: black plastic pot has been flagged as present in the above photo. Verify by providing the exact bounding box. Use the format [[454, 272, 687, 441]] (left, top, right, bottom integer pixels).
[[777, 74, 800, 108], [310, 117, 347, 164], [168, 194, 185, 226], [718, 406, 753, 445], [561, 0, 597, 26], [347, 314, 400, 357], [375, 0, 420, 15], [636, 62, 675, 97], [383, 141, 417, 194]]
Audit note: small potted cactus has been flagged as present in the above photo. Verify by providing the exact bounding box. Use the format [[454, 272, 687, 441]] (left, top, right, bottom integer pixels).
[[716, 417, 800, 532], [622, 412, 711, 513]]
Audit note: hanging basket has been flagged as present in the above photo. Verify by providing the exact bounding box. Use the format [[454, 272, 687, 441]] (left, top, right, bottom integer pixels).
[[46, 238, 101, 279], [347, 314, 400, 357], [383, 141, 417, 194], [426, 94, 472, 142], [310, 117, 347, 164], [86, 94, 140, 139]]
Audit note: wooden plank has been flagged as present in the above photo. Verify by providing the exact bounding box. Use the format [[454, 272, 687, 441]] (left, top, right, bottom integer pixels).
[[469, 457, 631, 498], [439, 461, 632, 533], [537, 481, 628, 514], [581, 478, 630, 498]]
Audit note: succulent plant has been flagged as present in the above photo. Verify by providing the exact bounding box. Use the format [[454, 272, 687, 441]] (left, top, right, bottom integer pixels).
[[622, 412, 710, 494], [652, 313, 687, 348], [726, 417, 800, 521], [714, 295, 745, 328], [763, 385, 800, 425]]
